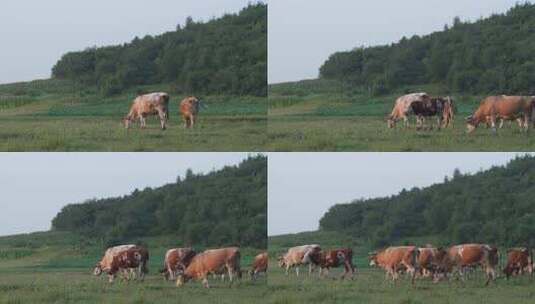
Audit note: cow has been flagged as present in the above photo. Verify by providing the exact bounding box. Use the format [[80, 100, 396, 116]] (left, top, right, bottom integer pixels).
[[93, 245, 149, 283], [160, 248, 197, 281], [179, 96, 205, 128], [466, 96, 533, 133], [503, 247, 533, 279], [436, 244, 498, 286], [278, 244, 321, 277], [123, 92, 170, 130], [369, 246, 419, 284], [410, 97, 455, 130], [387, 93, 430, 128], [317, 248, 356, 279], [176, 247, 241, 288], [417, 246, 447, 279], [250, 252, 268, 280]]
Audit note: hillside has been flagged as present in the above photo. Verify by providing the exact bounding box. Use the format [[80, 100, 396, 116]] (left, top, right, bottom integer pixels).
[[319, 155, 535, 247], [52, 155, 267, 248], [52, 3, 267, 96], [320, 3, 535, 95]]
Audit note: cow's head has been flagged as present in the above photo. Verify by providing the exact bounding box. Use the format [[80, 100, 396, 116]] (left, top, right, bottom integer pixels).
[[123, 117, 133, 129], [368, 252, 378, 267], [176, 273, 190, 287], [93, 263, 103, 276], [465, 115, 477, 133], [277, 255, 286, 268], [387, 116, 395, 129]]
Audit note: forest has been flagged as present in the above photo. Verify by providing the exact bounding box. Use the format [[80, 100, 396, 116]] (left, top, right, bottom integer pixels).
[[51, 3, 267, 97], [319, 155, 535, 248], [51, 155, 267, 249], [319, 3, 535, 96]]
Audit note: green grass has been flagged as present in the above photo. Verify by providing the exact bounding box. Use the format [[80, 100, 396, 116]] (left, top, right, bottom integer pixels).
[[0, 231, 267, 304], [0, 80, 266, 151], [268, 231, 535, 304], [268, 79, 535, 151]]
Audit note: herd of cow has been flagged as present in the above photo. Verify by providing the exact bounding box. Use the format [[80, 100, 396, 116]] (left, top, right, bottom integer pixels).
[[277, 244, 533, 286], [93, 245, 267, 288], [387, 93, 535, 133], [122, 92, 206, 130]]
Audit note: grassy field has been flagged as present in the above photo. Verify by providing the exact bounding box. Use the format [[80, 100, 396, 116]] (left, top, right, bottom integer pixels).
[[0, 80, 266, 151], [0, 232, 267, 304], [268, 231, 535, 304], [268, 79, 535, 151]]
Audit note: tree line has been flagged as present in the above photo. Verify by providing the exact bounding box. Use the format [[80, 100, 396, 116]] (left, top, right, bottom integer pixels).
[[52, 156, 267, 249], [319, 155, 535, 248], [320, 3, 535, 96], [52, 3, 267, 97]]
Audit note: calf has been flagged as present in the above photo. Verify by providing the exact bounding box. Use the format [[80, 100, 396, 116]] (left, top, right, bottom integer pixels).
[[179, 96, 205, 128], [503, 247, 533, 279], [250, 252, 268, 280]]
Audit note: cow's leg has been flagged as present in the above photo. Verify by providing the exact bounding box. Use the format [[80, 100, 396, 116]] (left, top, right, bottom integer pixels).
[[490, 115, 497, 133], [403, 115, 409, 128], [285, 265, 290, 276], [159, 111, 167, 130], [227, 265, 234, 283], [295, 266, 300, 277], [190, 115, 196, 128], [202, 276, 210, 289], [139, 115, 147, 129]]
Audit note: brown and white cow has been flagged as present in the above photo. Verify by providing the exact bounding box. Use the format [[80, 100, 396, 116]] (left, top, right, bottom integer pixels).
[[466, 96, 533, 133], [387, 93, 430, 128], [179, 96, 205, 128], [250, 252, 268, 280], [437, 244, 499, 285], [176, 247, 241, 288], [278, 244, 321, 277], [417, 246, 448, 279], [160, 247, 197, 281], [123, 92, 170, 130], [317, 248, 356, 279], [369, 246, 419, 284], [94, 245, 149, 283], [503, 247, 533, 279]]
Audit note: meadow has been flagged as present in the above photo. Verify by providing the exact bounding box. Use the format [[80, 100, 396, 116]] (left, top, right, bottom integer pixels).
[[0, 80, 266, 151], [268, 231, 535, 304], [0, 232, 267, 304], [268, 79, 535, 151]]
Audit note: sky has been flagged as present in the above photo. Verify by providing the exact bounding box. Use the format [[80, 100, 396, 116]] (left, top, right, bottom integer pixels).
[[268, 0, 522, 83], [0, 0, 252, 84], [0, 153, 252, 236], [268, 152, 531, 236]]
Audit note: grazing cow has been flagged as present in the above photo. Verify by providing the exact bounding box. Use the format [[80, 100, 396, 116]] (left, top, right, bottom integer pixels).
[[369, 246, 419, 284], [503, 247, 533, 279], [278, 244, 321, 277], [417, 247, 447, 279], [94, 245, 149, 283], [250, 252, 268, 280], [466, 96, 533, 133], [317, 248, 356, 279], [160, 248, 197, 281], [179, 96, 205, 128], [437, 244, 498, 285], [176, 247, 241, 288], [387, 93, 430, 128], [411, 97, 455, 130], [124, 92, 170, 130]]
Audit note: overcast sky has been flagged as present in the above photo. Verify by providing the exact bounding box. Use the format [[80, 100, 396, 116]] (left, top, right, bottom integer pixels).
[[0, 0, 252, 84], [0, 153, 252, 237], [268, 0, 522, 83], [268, 153, 530, 236]]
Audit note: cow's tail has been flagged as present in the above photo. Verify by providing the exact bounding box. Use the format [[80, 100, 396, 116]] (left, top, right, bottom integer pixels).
[[411, 248, 420, 285], [234, 250, 242, 279], [142, 250, 149, 275]]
